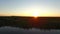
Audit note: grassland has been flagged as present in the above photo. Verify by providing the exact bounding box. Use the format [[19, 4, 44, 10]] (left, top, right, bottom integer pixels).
[[0, 16, 60, 29]]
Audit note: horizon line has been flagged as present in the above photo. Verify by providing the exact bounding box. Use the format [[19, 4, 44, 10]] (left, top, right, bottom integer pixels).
[[0, 16, 60, 17]]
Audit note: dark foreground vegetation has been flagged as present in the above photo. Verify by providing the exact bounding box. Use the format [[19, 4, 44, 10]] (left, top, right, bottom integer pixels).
[[0, 16, 60, 29]]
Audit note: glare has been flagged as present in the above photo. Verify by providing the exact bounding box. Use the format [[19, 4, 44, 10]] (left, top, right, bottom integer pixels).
[[33, 11, 39, 18]]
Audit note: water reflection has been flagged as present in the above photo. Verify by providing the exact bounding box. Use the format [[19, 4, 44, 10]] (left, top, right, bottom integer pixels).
[[0, 26, 60, 34], [0, 17, 60, 34]]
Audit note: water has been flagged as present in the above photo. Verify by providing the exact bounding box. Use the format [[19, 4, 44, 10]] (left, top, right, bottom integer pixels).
[[0, 26, 60, 34]]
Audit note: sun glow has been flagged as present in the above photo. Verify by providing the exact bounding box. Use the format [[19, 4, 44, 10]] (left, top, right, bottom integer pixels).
[[33, 11, 39, 18], [20, 7, 50, 17]]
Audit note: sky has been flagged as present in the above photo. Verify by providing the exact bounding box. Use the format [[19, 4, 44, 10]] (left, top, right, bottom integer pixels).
[[0, 0, 60, 16]]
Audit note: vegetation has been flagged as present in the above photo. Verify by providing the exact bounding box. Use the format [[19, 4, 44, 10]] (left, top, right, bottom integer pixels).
[[0, 16, 60, 29]]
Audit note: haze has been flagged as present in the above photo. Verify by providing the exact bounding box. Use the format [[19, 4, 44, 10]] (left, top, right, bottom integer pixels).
[[0, 0, 60, 17]]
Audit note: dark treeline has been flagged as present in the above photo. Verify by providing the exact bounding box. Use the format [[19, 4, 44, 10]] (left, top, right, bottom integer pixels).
[[0, 16, 60, 29]]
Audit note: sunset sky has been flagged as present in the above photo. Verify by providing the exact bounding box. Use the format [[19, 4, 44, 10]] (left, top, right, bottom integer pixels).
[[0, 0, 60, 17]]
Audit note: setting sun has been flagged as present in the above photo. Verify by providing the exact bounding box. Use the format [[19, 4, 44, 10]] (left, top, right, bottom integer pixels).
[[33, 11, 39, 18]]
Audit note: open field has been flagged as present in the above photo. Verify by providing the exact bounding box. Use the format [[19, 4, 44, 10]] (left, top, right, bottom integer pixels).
[[0, 16, 60, 29]]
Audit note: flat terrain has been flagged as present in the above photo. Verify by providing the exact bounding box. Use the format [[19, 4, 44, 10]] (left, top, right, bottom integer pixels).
[[0, 16, 60, 29]]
